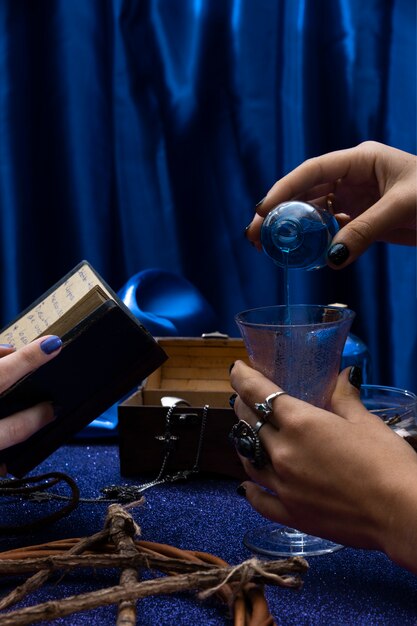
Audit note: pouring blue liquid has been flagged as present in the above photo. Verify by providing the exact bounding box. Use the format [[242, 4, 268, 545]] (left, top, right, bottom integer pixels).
[[260, 201, 372, 381], [261, 201, 339, 271]]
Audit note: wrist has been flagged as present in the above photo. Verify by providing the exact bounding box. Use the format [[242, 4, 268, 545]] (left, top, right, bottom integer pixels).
[[379, 480, 417, 574]]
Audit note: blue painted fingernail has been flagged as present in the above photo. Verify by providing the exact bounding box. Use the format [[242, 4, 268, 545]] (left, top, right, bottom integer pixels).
[[40, 336, 62, 355], [0, 343, 14, 349], [229, 393, 237, 408]]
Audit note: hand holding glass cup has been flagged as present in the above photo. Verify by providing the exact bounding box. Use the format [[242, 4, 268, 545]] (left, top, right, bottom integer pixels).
[[232, 304, 355, 557], [232, 304, 417, 557]]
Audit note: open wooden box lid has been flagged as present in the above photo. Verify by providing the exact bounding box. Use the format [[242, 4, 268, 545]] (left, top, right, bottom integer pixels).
[[138, 336, 249, 408]]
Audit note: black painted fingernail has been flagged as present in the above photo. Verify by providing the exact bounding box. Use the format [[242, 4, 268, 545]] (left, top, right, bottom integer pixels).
[[229, 362, 235, 374], [229, 393, 237, 408], [255, 197, 265, 208], [237, 484, 247, 497], [40, 336, 62, 355], [244, 225, 256, 246], [349, 366, 363, 389], [327, 242, 349, 266]]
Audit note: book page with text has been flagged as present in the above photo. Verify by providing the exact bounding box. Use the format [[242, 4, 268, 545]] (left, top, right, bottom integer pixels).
[[0, 263, 113, 348]]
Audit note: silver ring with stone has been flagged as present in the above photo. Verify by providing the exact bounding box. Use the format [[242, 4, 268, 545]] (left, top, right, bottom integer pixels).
[[229, 419, 267, 468], [254, 391, 288, 417]]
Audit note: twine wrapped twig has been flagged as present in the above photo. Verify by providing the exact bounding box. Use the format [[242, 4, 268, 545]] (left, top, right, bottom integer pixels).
[[0, 503, 308, 626]]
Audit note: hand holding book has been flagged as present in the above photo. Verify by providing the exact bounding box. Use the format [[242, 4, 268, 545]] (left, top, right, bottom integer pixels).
[[0, 261, 167, 477]]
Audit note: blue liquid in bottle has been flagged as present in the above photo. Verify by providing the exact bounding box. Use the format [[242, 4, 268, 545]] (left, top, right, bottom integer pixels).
[[261, 201, 339, 271]]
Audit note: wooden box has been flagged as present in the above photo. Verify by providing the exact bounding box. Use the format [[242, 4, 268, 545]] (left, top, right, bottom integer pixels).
[[118, 337, 249, 480]]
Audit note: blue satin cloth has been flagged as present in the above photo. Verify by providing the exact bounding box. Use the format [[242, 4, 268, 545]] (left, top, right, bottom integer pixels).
[[118, 268, 218, 336], [0, 1, 415, 391], [1, 442, 417, 625]]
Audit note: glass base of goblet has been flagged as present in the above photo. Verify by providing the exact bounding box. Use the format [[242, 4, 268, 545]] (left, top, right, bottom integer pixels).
[[243, 523, 344, 557]]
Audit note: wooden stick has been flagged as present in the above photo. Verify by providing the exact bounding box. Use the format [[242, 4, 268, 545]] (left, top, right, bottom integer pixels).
[[0, 553, 215, 575], [106, 503, 142, 626], [0, 557, 307, 626], [0, 552, 306, 577], [0, 528, 110, 611]]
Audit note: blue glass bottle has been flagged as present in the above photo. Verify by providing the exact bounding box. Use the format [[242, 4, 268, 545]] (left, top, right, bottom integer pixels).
[[261, 201, 339, 270], [260, 201, 372, 381]]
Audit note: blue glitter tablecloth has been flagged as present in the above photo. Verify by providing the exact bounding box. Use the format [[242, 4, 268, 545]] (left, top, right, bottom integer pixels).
[[1, 441, 416, 625]]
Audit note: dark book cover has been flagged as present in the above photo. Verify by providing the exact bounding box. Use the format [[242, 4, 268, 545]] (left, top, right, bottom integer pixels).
[[0, 261, 167, 476]]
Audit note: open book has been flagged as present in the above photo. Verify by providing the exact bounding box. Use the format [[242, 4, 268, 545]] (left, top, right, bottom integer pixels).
[[0, 261, 167, 477]]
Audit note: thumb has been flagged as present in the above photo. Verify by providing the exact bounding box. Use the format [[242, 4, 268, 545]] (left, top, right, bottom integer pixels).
[[0, 335, 62, 393], [330, 366, 370, 422], [327, 215, 376, 268], [327, 190, 409, 268]]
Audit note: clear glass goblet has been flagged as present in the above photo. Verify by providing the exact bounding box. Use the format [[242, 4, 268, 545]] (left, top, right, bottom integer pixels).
[[235, 304, 355, 557], [360, 384, 417, 432]]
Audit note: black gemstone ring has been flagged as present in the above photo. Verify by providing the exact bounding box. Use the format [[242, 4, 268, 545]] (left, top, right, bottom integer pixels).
[[229, 419, 267, 468]]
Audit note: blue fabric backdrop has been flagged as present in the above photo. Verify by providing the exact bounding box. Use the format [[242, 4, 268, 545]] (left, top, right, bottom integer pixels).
[[0, 0, 415, 390]]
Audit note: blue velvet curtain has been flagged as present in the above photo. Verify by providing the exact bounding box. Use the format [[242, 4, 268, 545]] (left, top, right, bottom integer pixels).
[[0, 0, 415, 390]]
